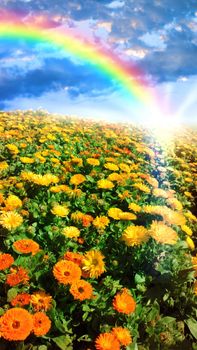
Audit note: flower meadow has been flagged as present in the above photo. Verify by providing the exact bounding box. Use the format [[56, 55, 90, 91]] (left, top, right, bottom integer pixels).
[[0, 110, 197, 350]]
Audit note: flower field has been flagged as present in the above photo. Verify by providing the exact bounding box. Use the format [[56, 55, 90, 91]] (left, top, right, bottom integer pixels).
[[0, 110, 197, 350]]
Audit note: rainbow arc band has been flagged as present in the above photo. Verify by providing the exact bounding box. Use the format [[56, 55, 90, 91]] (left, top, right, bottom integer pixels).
[[0, 21, 159, 112]]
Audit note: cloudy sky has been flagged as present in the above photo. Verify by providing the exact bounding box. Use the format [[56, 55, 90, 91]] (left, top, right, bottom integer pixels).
[[0, 0, 196, 124]]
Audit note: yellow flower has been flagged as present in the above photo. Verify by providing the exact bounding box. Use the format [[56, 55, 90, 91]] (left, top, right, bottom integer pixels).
[[181, 225, 192, 236], [184, 177, 192, 183], [87, 158, 100, 166], [34, 153, 46, 163], [128, 203, 141, 212], [34, 174, 59, 186], [5, 195, 22, 211], [107, 173, 122, 182], [50, 157, 60, 164], [47, 133, 56, 140], [6, 144, 19, 154], [0, 161, 9, 172], [51, 205, 69, 217], [62, 226, 80, 238], [144, 206, 186, 226], [21, 172, 59, 186], [119, 212, 137, 221], [21, 171, 35, 181], [184, 211, 197, 222], [162, 208, 186, 226], [93, 216, 110, 229], [70, 174, 86, 186], [71, 211, 84, 222], [152, 188, 169, 199], [20, 157, 35, 164], [82, 250, 105, 278], [119, 163, 130, 173], [186, 237, 195, 250], [149, 221, 178, 245], [167, 198, 183, 211], [50, 185, 70, 193], [41, 150, 49, 157], [145, 177, 158, 188], [122, 225, 149, 246], [184, 191, 193, 198], [133, 183, 150, 193], [104, 163, 119, 171], [0, 211, 23, 230], [71, 157, 83, 167], [97, 179, 114, 190], [108, 208, 123, 220]]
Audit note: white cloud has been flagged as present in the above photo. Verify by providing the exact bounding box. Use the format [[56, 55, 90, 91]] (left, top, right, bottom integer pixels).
[[106, 1, 125, 9], [124, 48, 148, 59], [96, 21, 112, 33], [139, 31, 167, 50]]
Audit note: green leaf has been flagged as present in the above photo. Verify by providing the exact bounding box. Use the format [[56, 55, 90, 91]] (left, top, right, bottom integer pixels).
[[0, 308, 5, 316], [134, 273, 145, 284], [126, 342, 138, 350], [38, 346, 48, 350], [7, 288, 18, 302], [185, 318, 197, 339], [52, 335, 73, 350], [160, 316, 176, 324]]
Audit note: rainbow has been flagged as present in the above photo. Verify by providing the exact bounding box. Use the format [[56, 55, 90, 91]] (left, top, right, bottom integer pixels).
[[0, 14, 160, 112]]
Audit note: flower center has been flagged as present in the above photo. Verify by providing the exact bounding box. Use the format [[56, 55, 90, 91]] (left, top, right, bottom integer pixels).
[[64, 271, 70, 276], [78, 287, 84, 293], [92, 259, 98, 265], [12, 320, 20, 329]]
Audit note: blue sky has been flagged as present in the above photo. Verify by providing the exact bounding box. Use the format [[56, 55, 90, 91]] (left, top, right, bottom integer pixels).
[[0, 0, 196, 124]]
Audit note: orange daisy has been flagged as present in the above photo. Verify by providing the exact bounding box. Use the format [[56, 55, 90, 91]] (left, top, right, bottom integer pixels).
[[0, 308, 33, 341], [95, 332, 120, 350], [31, 291, 52, 312], [70, 280, 93, 301], [0, 253, 14, 271], [112, 327, 132, 346], [11, 293, 31, 307], [53, 260, 81, 285], [113, 288, 136, 315], [13, 239, 40, 255], [32, 312, 51, 336], [6, 266, 29, 286], [63, 251, 83, 266]]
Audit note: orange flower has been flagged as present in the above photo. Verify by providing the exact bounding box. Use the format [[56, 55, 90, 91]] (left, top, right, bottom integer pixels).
[[13, 239, 40, 255], [112, 327, 132, 346], [82, 214, 93, 227], [64, 251, 83, 266], [6, 266, 29, 286], [70, 280, 93, 301], [70, 174, 86, 186], [11, 293, 31, 307], [113, 289, 136, 315], [32, 312, 51, 336], [0, 308, 33, 341], [53, 260, 81, 285], [0, 253, 14, 271], [31, 291, 52, 311], [78, 237, 84, 244], [95, 332, 120, 350]]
